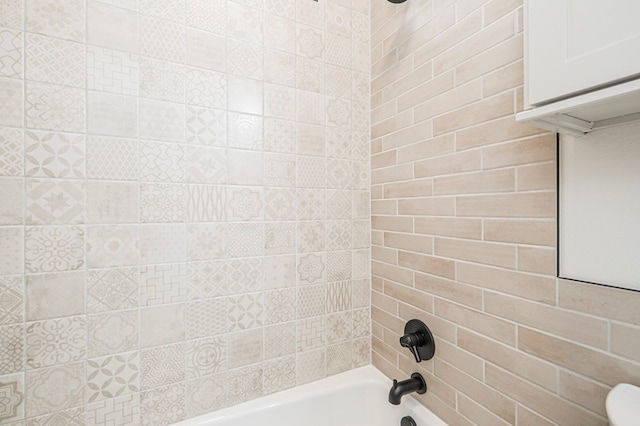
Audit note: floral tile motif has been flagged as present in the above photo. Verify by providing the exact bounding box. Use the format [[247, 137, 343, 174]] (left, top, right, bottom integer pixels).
[[327, 280, 351, 313], [87, 46, 139, 96], [263, 255, 295, 290], [139, 99, 185, 142], [187, 0, 226, 35], [139, 141, 185, 182], [26, 316, 85, 369], [297, 25, 324, 59], [264, 0, 294, 19], [353, 307, 370, 338], [88, 311, 138, 358], [297, 253, 325, 284], [140, 0, 185, 23], [228, 293, 264, 332], [264, 188, 295, 221], [87, 352, 139, 403], [264, 118, 295, 153], [297, 285, 326, 319], [87, 268, 138, 313], [87, 394, 140, 426], [263, 355, 295, 395], [26, 33, 85, 87], [25, 226, 84, 273], [86, 136, 137, 180], [139, 263, 187, 306], [228, 112, 263, 150], [187, 223, 226, 261], [228, 187, 263, 221], [187, 298, 226, 339], [264, 322, 295, 359], [0, 127, 22, 177], [227, 2, 263, 45], [227, 223, 265, 258], [326, 190, 351, 220], [296, 348, 325, 384], [187, 261, 228, 300], [264, 14, 295, 53], [186, 106, 226, 146], [140, 224, 186, 264], [25, 82, 85, 132], [87, 225, 139, 268], [139, 57, 185, 103], [265, 222, 295, 255], [0, 324, 23, 374], [0, 29, 22, 78], [186, 68, 226, 109], [326, 311, 351, 344], [186, 336, 226, 379], [140, 383, 185, 426], [26, 362, 85, 417], [26, 0, 85, 41], [325, 65, 351, 99], [186, 375, 225, 417], [264, 49, 295, 87], [264, 153, 295, 187], [327, 221, 352, 251], [297, 221, 325, 254], [140, 15, 185, 63], [0, 276, 23, 325], [227, 39, 262, 79], [352, 99, 368, 130], [327, 341, 351, 375], [140, 183, 187, 223], [227, 365, 262, 405], [26, 179, 84, 224], [352, 131, 369, 161], [187, 185, 227, 222], [0, 77, 23, 127], [0, 227, 23, 275], [25, 130, 84, 178], [265, 288, 295, 325], [0, 372, 24, 424], [186, 146, 226, 184], [296, 189, 325, 220], [326, 98, 351, 128], [297, 57, 324, 93], [226, 258, 262, 294]]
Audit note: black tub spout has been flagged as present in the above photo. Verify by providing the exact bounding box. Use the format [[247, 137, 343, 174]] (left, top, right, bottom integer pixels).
[[388, 372, 427, 405]]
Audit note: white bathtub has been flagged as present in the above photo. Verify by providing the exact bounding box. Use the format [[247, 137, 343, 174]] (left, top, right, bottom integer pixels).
[[174, 365, 447, 426]]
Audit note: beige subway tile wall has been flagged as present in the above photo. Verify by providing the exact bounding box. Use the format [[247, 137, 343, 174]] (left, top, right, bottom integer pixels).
[[0, 0, 370, 423], [371, 0, 640, 425]]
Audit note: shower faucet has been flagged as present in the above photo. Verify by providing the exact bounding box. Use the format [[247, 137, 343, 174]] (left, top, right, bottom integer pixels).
[[399, 319, 435, 363], [388, 373, 426, 405]]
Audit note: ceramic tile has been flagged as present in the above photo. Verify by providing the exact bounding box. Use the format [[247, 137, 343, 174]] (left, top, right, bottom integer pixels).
[[186, 298, 226, 339], [140, 0, 185, 23], [139, 263, 187, 306], [138, 99, 185, 142], [140, 183, 187, 223], [187, 0, 226, 34], [139, 304, 184, 348], [139, 224, 186, 264], [264, 322, 296, 359], [139, 141, 185, 182], [297, 57, 324, 93], [87, 1, 139, 53], [327, 159, 353, 189], [86, 136, 138, 180], [296, 348, 325, 385], [187, 223, 227, 261], [187, 185, 227, 222], [187, 261, 228, 300], [0, 29, 23, 79], [140, 343, 184, 390], [87, 46, 139, 96], [87, 181, 138, 224], [265, 0, 294, 19], [140, 15, 185, 63], [295, 0, 324, 29], [26, 179, 84, 224], [227, 329, 262, 369], [0, 227, 23, 275], [326, 97, 351, 128], [26, 316, 86, 369], [0, 275, 23, 325], [226, 364, 262, 405], [87, 394, 140, 426], [186, 68, 226, 109], [26, 406, 85, 425], [297, 285, 326, 318], [186, 107, 227, 146], [228, 293, 264, 331], [87, 351, 139, 402], [228, 113, 263, 149], [25, 226, 84, 273], [297, 123, 325, 156], [264, 188, 295, 221], [297, 25, 324, 59], [227, 39, 263, 79], [327, 221, 352, 251], [24, 130, 84, 178], [88, 311, 138, 357], [327, 341, 351, 375], [227, 258, 263, 294], [297, 252, 326, 284], [0, 77, 23, 127], [0, 127, 22, 177], [0, 372, 25, 423], [0, 0, 23, 29], [264, 118, 296, 153], [227, 149, 263, 185], [140, 383, 185, 426], [186, 374, 225, 417], [263, 355, 295, 394], [227, 223, 265, 258], [186, 336, 226, 379], [25, 82, 85, 132], [265, 222, 296, 255], [186, 146, 226, 184], [87, 268, 138, 313], [264, 49, 295, 87], [227, 2, 263, 45], [264, 14, 295, 53], [26, 33, 85, 87], [187, 29, 225, 72], [265, 288, 296, 324], [326, 311, 351, 344], [26, 0, 85, 41], [228, 187, 264, 221], [26, 272, 84, 320], [296, 189, 326, 220], [87, 225, 139, 268], [0, 324, 23, 374], [139, 57, 185, 103], [296, 316, 325, 352], [26, 362, 85, 417], [0, 178, 22, 225]]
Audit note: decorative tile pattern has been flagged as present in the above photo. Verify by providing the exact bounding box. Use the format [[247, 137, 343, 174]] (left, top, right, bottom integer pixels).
[[228, 293, 264, 331], [297, 221, 325, 253], [264, 153, 296, 187], [140, 0, 185, 23], [186, 68, 226, 109], [0, 127, 22, 177], [26, 0, 85, 41], [186, 146, 226, 184], [187, 261, 228, 299], [264, 118, 295, 153], [327, 221, 352, 250], [186, 336, 226, 379], [228, 187, 263, 221], [140, 15, 185, 63], [325, 34, 351, 68], [265, 222, 295, 255], [139, 99, 185, 142], [26, 406, 85, 425], [25, 130, 84, 178], [88, 311, 138, 357], [25, 226, 84, 273], [264, 49, 295, 87], [187, 185, 227, 222], [264, 322, 296, 359], [297, 285, 326, 318], [296, 348, 325, 385], [265, 288, 295, 324], [265, 0, 295, 19], [187, 0, 226, 34], [326, 65, 351, 98], [141, 344, 184, 390], [227, 365, 262, 405], [228, 113, 263, 150], [264, 14, 295, 53], [227, 258, 262, 294], [0, 0, 23, 29], [297, 26, 324, 59], [326, 311, 351, 344], [139, 141, 185, 182], [0, 324, 23, 374], [264, 188, 295, 221], [0, 372, 24, 423], [327, 341, 351, 375], [327, 280, 351, 312], [227, 2, 263, 45], [26, 33, 85, 87], [353, 307, 370, 338], [186, 298, 226, 339], [187, 223, 226, 261], [227, 39, 263, 79], [352, 337, 370, 367], [326, 98, 351, 128], [297, 189, 326, 220], [139, 57, 185, 103], [26, 179, 84, 224], [297, 253, 325, 284], [297, 156, 326, 188], [0, 29, 22, 78], [0, 276, 23, 325], [87, 394, 140, 426], [227, 223, 265, 258], [140, 224, 186, 264], [26, 317, 85, 369], [140, 263, 187, 306], [0, 77, 23, 127], [140, 183, 187, 223], [87, 352, 139, 402], [0, 227, 23, 275], [87, 225, 139, 268], [25, 82, 85, 132], [88, 268, 138, 313], [326, 190, 351, 219], [87, 46, 139, 96], [297, 57, 324, 93], [140, 383, 185, 426], [26, 362, 85, 417], [327, 250, 352, 282], [186, 107, 226, 146], [186, 375, 225, 417], [263, 355, 295, 394], [296, 317, 325, 352], [86, 136, 137, 180]]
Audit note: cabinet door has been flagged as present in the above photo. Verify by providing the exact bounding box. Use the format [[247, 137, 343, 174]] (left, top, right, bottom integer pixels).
[[527, 0, 640, 106]]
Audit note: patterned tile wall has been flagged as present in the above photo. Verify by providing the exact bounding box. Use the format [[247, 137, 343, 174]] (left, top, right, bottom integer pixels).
[[0, 0, 370, 424]]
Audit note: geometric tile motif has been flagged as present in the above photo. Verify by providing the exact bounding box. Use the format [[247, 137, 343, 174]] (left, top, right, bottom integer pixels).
[[0, 275, 23, 325], [0, 372, 24, 423], [326, 311, 351, 344], [0, 29, 22, 78], [87, 268, 138, 313], [86, 136, 138, 180], [327, 341, 351, 375], [352, 307, 370, 338], [186, 336, 226, 379], [227, 39, 263, 79], [26, 33, 85, 87], [352, 99, 368, 131], [265, 288, 295, 324], [226, 223, 265, 258], [297, 285, 326, 319], [186, 146, 226, 184], [296, 189, 326, 220], [227, 2, 263, 45], [264, 49, 296, 87], [226, 258, 262, 294], [352, 190, 370, 220], [186, 223, 226, 261], [325, 128, 352, 161], [263, 255, 296, 290], [26, 179, 85, 224], [352, 160, 369, 190], [139, 141, 185, 183], [264, 153, 295, 187], [140, 344, 184, 390], [140, 383, 186, 426], [327, 220, 352, 251], [86, 225, 139, 269], [187, 261, 228, 300], [25, 130, 85, 178], [140, 16, 185, 63], [0, 77, 22, 127], [87, 311, 138, 358], [139, 99, 185, 142], [325, 65, 351, 99], [26, 0, 85, 41], [0, 0, 22, 30], [139, 263, 187, 306], [25, 226, 85, 273], [297, 221, 325, 253], [296, 316, 325, 352], [351, 278, 370, 309], [26, 362, 85, 417], [296, 156, 325, 188], [186, 68, 226, 109], [26, 316, 86, 369], [226, 364, 262, 405], [228, 187, 263, 221], [25, 82, 86, 133], [264, 322, 296, 360], [297, 26, 324, 59], [352, 248, 370, 280], [352, 11, 369, 43], [327, 158, 352, 189], [87, 351, 139, 403], [140, 0, 185, 23], [297, 57, 323, 94], [352, 220, 369, 248], [296, 348, 325, 385], [186, 374, 226, 417], [187, 0, 226, 35], [352, 131, 369, 161], [327, 280, 350, 313], [352, 337, 370, 367], [264, 117, 295, 153], [326, 190, 351, 220], [186, 298, 226, 339], [0, 227, 23, 275], [87, 46, 139, 96], [0, 126, 22, 176], [227, 293, 264, 331], [186, 106, 226, 146], [139, 57, 185, 103], [265, 222, 296, 255], [264, 188, 295, 221], [0, 324, 23, 374], [87, 394, 140, 426], [297, 253, 325, 284], [27, 407, 86, 426], [187, 184, 227, 222], [325, 33, 350, 68], [263, 355, 295, 395], [264, 0, 295, 19], [140, 183, 187, 223], [352, 40, 369, 73], [327, 250, 352, 282], [228, 112, 263, 150]]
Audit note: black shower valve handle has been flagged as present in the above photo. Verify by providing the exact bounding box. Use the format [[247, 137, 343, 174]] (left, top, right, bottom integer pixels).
[[399, 319, 436, 363], [399, 333, 427, 362]]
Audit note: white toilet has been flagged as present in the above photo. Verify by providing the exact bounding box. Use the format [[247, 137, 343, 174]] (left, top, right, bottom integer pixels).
[[606, 383, 640, 426]]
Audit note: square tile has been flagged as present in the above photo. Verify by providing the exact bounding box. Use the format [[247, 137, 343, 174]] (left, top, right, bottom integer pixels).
[[140, 304, 184, 348], [88, 91, 138, 137], [87, 394, 140, 426], [87, 181, 138, 223], [187, 29, 226, 72], [0, 127, 23, 177], [25, 130, 85, 178], [87, 46, 139, 96], [139, 263, 187, 306], [26, 179, 84, 224], [139, 57, 185, 103], [0, 0, 23, 29], [88, 310, 138, 357], [0, 28, 23, 78], [87, 1, 139, 53], [139, 99, 185, 142], [140, 224, 186, 264], [227, 2, 263, 45], [140, 15, 185, 63], [187, 223, 227, 261], [140, 343, 184, 390], [263, 355, 296, 395], [140, 383, 185, 426], [187, 0, 226, 35], [186, 374, 225, 417], [186, 106, 227, 146], [139, 141, 185, 182], [186, 68, 226, 109], [0, 324, 24, 374], [26, 0, 85, 41], [227, 149, 263, 185], [26, 271, 84, 320], [25, 226, 84, 273], [0, 275, 23, 325], [140, 183, 187, 223], [25, 82, 85, 132], [228, 113, 263, 150], [187, 298, 226, 339], [187, 146, 226, 184], [87, 267, 138, 313], [0, 372, 25, 423], [86, 136, 138, 180], [186, 336, 226, 379], [26, 316, 86, 368], [187, 261, 228, 299], [0, 227, 23, 275], [87, 225, 139, 268], [227, 223, 265, 258], [26, 33, 85, 87]]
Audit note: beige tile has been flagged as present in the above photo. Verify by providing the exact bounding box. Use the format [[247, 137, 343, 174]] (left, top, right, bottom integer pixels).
[[398, 302, 456, 344], [371, 54, 413, 95], [384, 232, 433, 254], [383, 281, 434, 315], [484, 219, 555, 246], [371, 163, 413, 185], [371, 150, 396, 170], [518, 246, 556, 275], [372, 99, 398, 125], [140, 304, 185, 348], [0, 178, 23, 225], [414, 272, 483, 310], [371, 305, 404, 334], [433, 91, 514, 135], [434, 168, 515, 195], [457, 192, 555, 218], [611, 322, 640, 363], [371, 109, 413, 139], [372, 335, 398, 366], [457, 262, 556, 304], [397, 133, 455, 164], [458, 328, 557, 391], [87, 181, 138, 223], [435, 358, 516, 424], [486, 364, 607, 426], [559, 279, 640, 326], [458, 393, 512, 426], [371, 199, 397, 215], [435, 238, 516, 269], [384, 178, 433, 198], [371, 261, 413, 287], [371, 215, 413, 232], [398, 250, 455, 279], [415, 217, 482, 239], [26, 272, 85, 320], [517, 405, 556, 426], [399, 356, 457, 409], [456, 115, 543, 150], [517, 162, 556, 191], [486, 291, 607, 349], [397, 71, 455, 112], [414, 79, 482, 123], [382, 120, 435, 151], [483, 59, 524, 97], [483, 133, 556, 169], [518, 326, 640, 387], [456, 34, 523, 85], [434, 338, 483, 380], [414, 149, 481, 178], [559, 370, 609, 417], [381, 61, 434, 103], [371, 245, 397, 264], [484, 0, 522, 25]]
